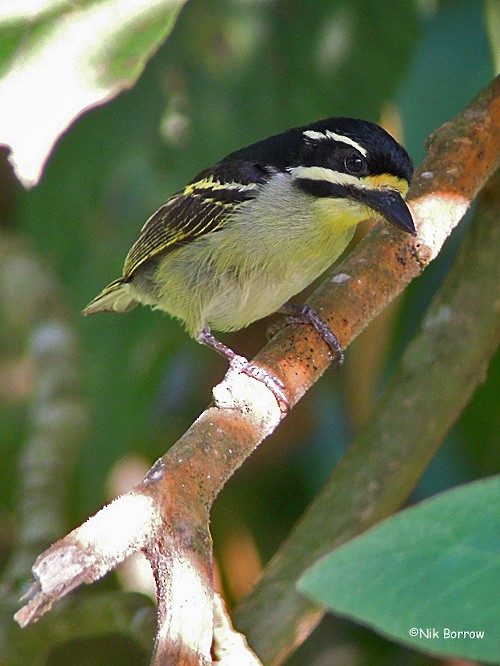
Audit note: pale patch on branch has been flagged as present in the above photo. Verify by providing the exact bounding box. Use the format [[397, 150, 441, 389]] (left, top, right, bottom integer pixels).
[[14, 493, 160, 628], [410, 193, 470, 265], [213, 593, 263, 665]]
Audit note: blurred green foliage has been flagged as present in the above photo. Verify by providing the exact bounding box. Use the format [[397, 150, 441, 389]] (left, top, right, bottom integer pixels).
[[299, 477, 500, 663], [0, 0, 497, 664]]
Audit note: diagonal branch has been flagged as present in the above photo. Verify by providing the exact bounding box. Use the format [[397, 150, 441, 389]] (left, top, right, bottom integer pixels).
[[235, 166, 500, 666], [13, 76, 500, 664]]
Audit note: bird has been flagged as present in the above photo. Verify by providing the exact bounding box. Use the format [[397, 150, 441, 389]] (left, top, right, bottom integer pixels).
[[83, 117, 415, 410]]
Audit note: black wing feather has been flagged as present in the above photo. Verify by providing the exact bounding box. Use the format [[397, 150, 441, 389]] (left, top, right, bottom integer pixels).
[[123, 160, 273, 279]]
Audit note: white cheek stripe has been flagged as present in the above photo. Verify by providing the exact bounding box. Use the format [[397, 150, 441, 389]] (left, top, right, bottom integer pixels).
[[303, 130, 368, 156], [292, 165, 371, 189]]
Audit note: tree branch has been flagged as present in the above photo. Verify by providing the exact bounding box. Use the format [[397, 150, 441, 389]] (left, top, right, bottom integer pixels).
[[234, 165, 500, 666], [13, 76, 500, 664]]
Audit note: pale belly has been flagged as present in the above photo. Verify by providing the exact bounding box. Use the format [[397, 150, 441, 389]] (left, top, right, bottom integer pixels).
[[202, 266, 322, 332], [133, 226, 354, 336]]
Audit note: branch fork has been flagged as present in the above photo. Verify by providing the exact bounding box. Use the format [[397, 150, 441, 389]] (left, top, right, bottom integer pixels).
[[14, 76, 500, 664]]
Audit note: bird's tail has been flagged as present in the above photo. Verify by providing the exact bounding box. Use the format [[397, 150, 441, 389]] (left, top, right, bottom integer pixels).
[[82, 278, 138, 315]]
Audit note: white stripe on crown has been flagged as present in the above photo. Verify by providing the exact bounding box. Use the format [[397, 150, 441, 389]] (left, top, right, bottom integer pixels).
[[303, 129, 368, 157]]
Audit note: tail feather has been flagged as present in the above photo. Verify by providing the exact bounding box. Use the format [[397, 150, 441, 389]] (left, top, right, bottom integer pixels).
[[82, 278, 138, 315]]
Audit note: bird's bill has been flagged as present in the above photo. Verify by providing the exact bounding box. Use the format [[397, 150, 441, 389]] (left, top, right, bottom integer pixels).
[[357, 187, 416, 235]]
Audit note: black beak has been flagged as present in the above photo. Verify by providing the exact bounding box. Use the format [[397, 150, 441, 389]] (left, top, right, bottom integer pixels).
[[356, 188, 416, 236]]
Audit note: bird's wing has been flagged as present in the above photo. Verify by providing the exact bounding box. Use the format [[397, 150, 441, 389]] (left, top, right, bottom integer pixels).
[[123, 160, 275, 279]]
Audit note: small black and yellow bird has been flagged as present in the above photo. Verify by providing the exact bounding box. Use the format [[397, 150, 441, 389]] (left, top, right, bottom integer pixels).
[[84, 118, 415, 408]]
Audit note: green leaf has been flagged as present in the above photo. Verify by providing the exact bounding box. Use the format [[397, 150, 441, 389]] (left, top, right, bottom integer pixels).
[[298, 476, 500, 664], [0, 0, 186, 187]]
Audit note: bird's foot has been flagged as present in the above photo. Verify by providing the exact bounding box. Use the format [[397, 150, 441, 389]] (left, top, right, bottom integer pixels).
[[198, 326, 289, 412], [229, 355, 289, 413], [278, 303, 344, 366]]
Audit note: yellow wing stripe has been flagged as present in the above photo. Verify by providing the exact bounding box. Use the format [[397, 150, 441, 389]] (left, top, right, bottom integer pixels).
[[123, 179, 258, 279]]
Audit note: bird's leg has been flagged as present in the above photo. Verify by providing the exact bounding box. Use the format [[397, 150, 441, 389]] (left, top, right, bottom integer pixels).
[[197, 326, 289, 412], [277, 303, 344, 365]]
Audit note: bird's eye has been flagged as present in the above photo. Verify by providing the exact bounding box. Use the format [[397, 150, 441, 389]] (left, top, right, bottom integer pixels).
[[344, 153, 365, 174]]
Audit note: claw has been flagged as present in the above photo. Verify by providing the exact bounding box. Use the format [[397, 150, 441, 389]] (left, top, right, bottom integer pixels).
[[229, 356, 289, 413], [198, 326, 289, 412], [279, 303, 344, 366]]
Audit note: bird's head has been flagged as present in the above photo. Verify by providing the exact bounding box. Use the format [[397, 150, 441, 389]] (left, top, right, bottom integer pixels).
[[289, 117, 415, 235], [221, 117, 415, 235]]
